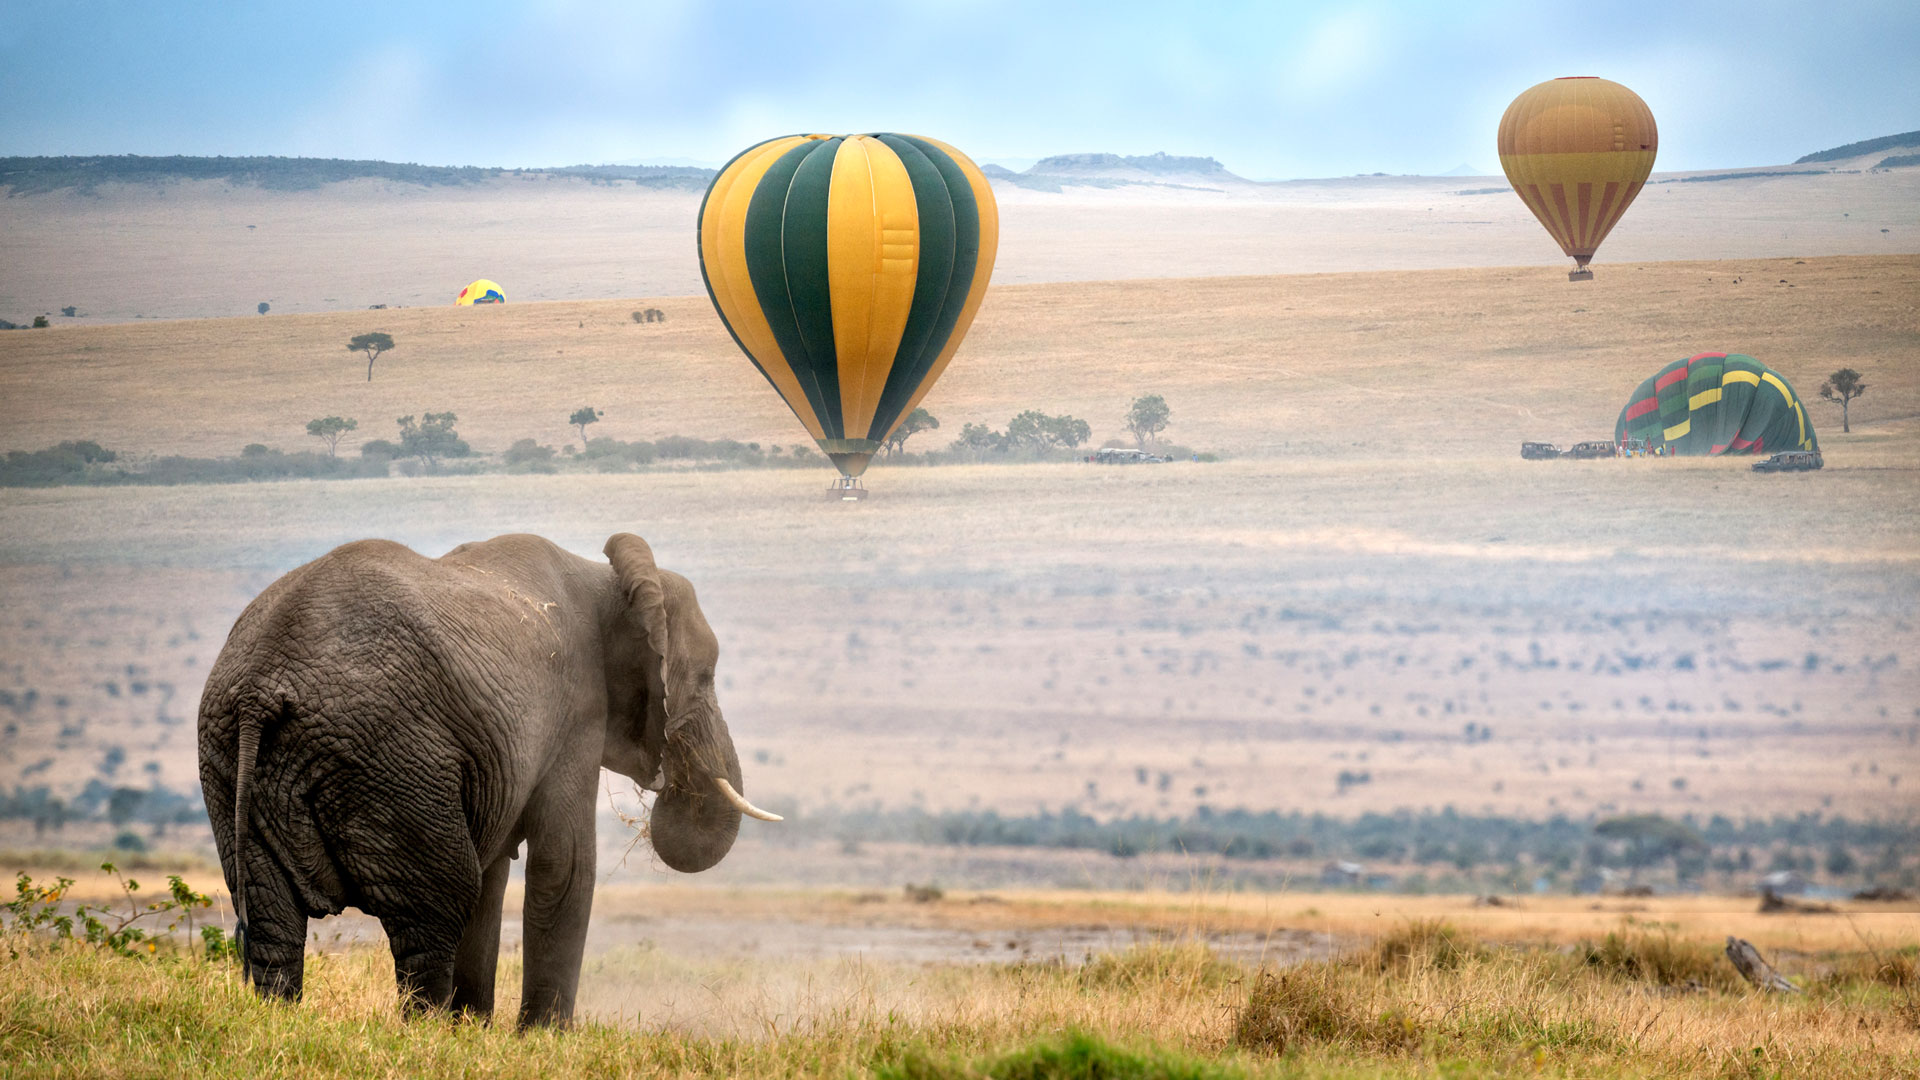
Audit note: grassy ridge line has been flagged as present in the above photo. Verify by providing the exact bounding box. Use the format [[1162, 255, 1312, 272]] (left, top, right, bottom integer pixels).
[[2, 925, 1915, 1078], [0, 155, 716, 195], [1795, 131, 1920, 164]]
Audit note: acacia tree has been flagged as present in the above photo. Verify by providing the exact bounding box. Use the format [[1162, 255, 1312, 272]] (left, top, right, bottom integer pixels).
[[347, 332, 396, 381], [305, 416, 358, 457], [1595, 814, 1707, 884], [1124, 394, 1170, 447], [885, 407, 940, 456], [395, 412, 467, 467], [1007, 410, 1092, 452], [569, 406, 603, 443], [1819, 368, 1867, 433]]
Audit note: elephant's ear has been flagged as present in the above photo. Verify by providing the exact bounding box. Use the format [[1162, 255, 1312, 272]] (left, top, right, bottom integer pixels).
[[604, 533, 677, 714]]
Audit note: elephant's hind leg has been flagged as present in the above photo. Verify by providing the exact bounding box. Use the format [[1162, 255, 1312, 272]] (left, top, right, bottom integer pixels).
[[242, 850, 308, 1001], [320, 780, 482, 1015], [450, 851, 515, 1019]]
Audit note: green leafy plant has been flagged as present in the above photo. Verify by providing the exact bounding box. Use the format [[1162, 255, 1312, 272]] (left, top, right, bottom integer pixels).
[[3, 864, 223, 960]]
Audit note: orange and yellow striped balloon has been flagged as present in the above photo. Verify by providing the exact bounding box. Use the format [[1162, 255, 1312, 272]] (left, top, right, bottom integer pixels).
[[1498, 77, 1657, 279]]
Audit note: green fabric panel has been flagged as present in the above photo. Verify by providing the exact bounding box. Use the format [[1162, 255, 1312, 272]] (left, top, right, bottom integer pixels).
[[887, 135, 982, 400], [866, 134, 958, 440], [780, 138, 843, 439], [745, 138, 841, 438]]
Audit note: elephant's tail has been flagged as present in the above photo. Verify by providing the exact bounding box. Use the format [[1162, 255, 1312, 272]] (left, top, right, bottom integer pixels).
[[230, 697, 268, 977]]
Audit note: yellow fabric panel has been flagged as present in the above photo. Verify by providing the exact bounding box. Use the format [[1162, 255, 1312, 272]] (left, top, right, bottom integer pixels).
[[891, 135, 1000, 429], [827, 136, 920, 440], [1497, 78, 1657, 157], [701, 136, 826, 439], [1663, 418, 1692, 441], [1688, 387, 1723, 411], [1759, 372, 1808, 446], [1721, 369, 1761, 386], [456, 278, 503, 305], [1497, 150, 1658, 187]]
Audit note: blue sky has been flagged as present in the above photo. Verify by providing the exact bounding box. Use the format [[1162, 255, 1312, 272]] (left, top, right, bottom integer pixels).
[[1, 1, 1914, 177]]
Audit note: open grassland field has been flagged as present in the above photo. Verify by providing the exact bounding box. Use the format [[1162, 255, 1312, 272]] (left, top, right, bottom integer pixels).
[[3, 874, 1917, 1079], [0, 163, 1915, 321], [0, 257, 1915, 845], [1, 255, 1915, 460]]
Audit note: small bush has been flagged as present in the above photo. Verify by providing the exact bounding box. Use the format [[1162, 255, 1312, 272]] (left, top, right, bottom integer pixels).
[[1233, 966, 1422, 1056], [503, 438, 557, 473], [1367, 919, 1481, 972], [359, 439, 401, 460]]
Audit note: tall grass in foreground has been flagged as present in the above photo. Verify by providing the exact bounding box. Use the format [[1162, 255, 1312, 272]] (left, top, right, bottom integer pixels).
[[2, 923, 1915, 1079]]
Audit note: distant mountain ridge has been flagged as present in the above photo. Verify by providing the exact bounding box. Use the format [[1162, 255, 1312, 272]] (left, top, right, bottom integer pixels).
[[5, 130, 1916, 197], [0, 155, 714, 195]]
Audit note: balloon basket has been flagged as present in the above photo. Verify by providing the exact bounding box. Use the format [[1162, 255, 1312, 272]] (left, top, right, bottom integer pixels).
[[826, 477, 868, 502], [1568, 268, 1594, 282]]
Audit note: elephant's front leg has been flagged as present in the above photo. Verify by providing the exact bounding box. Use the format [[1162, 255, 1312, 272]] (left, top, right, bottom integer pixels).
[[450, 851, 514, 1019], [517, 782, 596, 1028]]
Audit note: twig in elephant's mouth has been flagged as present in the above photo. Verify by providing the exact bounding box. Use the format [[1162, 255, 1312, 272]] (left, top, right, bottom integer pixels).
[[604, 773, 656, 876]]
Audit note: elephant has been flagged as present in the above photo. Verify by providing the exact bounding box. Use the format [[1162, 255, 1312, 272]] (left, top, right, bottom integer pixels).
[[197, 532, 779, 1026]]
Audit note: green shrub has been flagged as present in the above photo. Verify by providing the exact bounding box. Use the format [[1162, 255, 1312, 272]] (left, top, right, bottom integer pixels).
[[881, 1031, 1245, 1080]]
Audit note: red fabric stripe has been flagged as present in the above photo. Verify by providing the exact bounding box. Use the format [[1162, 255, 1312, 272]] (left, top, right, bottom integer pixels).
[[1576, 182, 1593, 247], [1592, 181, 1621, 242], [1624, 397, 1661, 421], [1549, 185, 1578, 254], [1655, 366, 1691, 391]]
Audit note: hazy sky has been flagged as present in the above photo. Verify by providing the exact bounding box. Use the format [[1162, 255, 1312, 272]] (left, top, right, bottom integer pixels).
[[2, 1, 1915, 177]]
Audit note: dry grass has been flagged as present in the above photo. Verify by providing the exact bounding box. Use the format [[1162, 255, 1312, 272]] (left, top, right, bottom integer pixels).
[[3, 903, 1915, 1079], [1, 256, 1914, 460]]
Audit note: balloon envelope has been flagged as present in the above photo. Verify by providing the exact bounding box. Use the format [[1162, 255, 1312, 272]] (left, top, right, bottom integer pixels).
[[1498, 77, 1657, 272], [1616, 353, 1817, 455], [456, 279, 505, 305], [698, 133, 998, 477]]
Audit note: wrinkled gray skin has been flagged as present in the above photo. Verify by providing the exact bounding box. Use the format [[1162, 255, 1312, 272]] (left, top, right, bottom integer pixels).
[[198, 532, 751, 1027]]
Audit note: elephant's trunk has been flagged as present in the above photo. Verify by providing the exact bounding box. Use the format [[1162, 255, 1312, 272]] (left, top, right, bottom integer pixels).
[[649, 700, 743, 873]]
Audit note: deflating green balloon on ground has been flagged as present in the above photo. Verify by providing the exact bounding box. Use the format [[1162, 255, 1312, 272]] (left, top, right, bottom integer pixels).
[[1615, 353, 1817, 455], [697, 133, 998, 478]]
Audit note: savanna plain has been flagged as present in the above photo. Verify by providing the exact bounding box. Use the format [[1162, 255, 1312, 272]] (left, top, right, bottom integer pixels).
[[1, 172, 1918, 1077]]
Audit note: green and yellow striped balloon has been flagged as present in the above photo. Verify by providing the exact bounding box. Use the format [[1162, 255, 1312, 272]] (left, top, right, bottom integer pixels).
[[1615, 353, 1817, 455], [698, 133, 998, 477]]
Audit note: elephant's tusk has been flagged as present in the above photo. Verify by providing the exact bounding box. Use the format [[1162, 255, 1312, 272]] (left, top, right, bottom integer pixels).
[[713, 777, 783, 821]]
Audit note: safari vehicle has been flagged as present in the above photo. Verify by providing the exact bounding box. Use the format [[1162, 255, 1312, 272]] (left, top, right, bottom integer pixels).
[[1752, 450, 1823, 473], [1566, 440, 1616, 459], [1520, 442, 1563, 460], [1093, 447, 1171, 465]]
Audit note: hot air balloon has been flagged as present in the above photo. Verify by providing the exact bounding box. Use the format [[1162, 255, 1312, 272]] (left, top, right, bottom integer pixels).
[[456, 279, 505, 305], [698, 133, 998, 497], [1616, 354, 1817, 456], [1498, 77, 1657, 281]]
